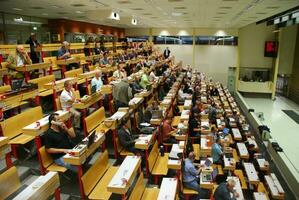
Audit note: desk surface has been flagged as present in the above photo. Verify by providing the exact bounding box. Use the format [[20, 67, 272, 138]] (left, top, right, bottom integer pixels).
[[232, 128, 242, 140], [107, 156, 141, 194], [157, 178, 177, 200], [253, 192, 268, 200], [244, 162, 259, 185], [169, 144, 183, 159], [265, 173, 285, 198], [44, 77, 77, 90], [73, 93, 102, 110], [237, 143, 249, 159], [0, 137, 9, 147], [13, 172, 60, 200], [135, 134, 153, 150]]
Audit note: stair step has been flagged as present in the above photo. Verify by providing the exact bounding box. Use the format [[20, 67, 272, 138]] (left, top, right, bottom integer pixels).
[[88, 151, 101, 165], [22, 175, 39, 186], [51, 193, 71, 200], [16, 166, 31, 181]]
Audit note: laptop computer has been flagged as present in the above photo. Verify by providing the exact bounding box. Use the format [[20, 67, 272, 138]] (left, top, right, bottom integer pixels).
[[204, 158, 212, 167], [202, 168, 218, 182], [11, 79, 23, 91], [87, 131, 96, 148], [152, 110, 163, 119]]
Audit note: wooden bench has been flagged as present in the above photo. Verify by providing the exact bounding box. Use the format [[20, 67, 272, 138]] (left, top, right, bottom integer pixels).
[[38, 146, 67, 173], [28, 75, 55, 97], [43, 56, 60, 72], [0, 84, 11, 94], [0, 166, 21, 199], [257, 182, 270, 199], [234, 169, 248, 190], [64, 68, 85, 84], [81, 150, 119, 200], [85, 107, 110, 136], [72, 53, 88, 66], [149, 141, 169, 184], [128, 173, 160, 200], [193, 144, 200, 160], [0, 106, 43, 158], [180, 173, 198, 200]]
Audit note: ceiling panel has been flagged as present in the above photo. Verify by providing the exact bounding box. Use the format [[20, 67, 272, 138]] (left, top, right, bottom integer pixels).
[[0, 0, 298, 28]]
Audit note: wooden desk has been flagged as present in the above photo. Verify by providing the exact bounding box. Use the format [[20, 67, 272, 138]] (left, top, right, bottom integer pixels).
[[12, 172, 61, 200], [157, 178, 177, 200], [226, 176, 245, 200], [128, 97, 144, 110], [254, 192, 268, 200], [201, 135, 212, 157], [265, 173, 285, 199], [167, 159, 181, 170], [237, 143, 249, 159], [256, 158, 270, 172], [64, 132, 105, 199], [135, 134, 154, 177], [183, 99, 192, 110], [9, 63, 52, 82], [107, 156, 141, 198], [0, 137, 12, 169], [169, 144, 184, 159], [244, 162, 259, 185], [44, 77, 77, 91], [232, 128, 242, 141], [223, 155, 236, 171], [56, 58, 80, 78], [180, 110, 190, 121], [200, 120, 211, 134]]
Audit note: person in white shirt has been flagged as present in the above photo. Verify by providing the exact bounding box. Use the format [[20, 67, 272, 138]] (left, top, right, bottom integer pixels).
[[91, 70, 103, 92], [60, 80, 81, 129], [149, 71, 158, 82], [113, 65, 127, 80]]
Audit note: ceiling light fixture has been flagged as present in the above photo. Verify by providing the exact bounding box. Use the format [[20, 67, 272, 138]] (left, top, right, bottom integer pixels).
[[12, 8, 23, 11], [76, 11, 84, 14], [14, 17, 23, 22], [172, 12, 183, 16], [131, 18, 137, 25]]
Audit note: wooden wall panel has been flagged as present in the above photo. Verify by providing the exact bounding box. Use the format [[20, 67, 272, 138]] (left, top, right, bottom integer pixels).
[[289, 25, 299, 104], [48, 19, 125, 42]]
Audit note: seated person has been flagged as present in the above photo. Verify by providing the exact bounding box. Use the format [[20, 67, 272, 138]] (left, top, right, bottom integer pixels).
[[182, 152, 210, 199], [178, 85, 191, 103], [57, 41, 78, 70], [91, 70, 103, 92], [162, 118, 177, 144], [44, 113, 77, 172], [130, 78, 143, 96], [118, 121, 140, 154], [212, 137, 224, 165], [246, 143, 257, 162], [7, 45, 32, 79], [210, 86, 219, 96], [208, 103, 217, 124], [189, 112, 200, 137], [60, 80, 81, 129], [214, 179, 239, 200], [149, 70, 158, 82], [139, 70, 151, 89], [112, 65, 127, 80], [100, 54, 109, 66]]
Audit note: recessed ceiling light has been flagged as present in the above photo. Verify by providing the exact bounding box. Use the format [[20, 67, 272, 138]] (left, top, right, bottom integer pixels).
[[42, 13, 48, 16], [12, 8, 23, 11], [76, 11, 84, 14], [172, 12, 183, 16], [51, 5, 61, 9], [62, 16, 69, 19]]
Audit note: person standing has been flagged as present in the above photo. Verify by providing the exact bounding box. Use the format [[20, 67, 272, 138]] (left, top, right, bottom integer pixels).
[[163, 47, 171, 59], [26, 33, 41, 64], [112, 78, 132, 109]]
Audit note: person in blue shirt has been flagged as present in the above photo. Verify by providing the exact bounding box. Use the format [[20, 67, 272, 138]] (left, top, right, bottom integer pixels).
[[57, 41, 79, 70], [212, 137, 224, 165], [182, 152, 209, 199]]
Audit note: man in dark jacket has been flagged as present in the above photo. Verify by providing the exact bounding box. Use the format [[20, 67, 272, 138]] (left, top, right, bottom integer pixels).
[[26, 33, 40, 64], [214, 179, 239, 200], [118, 121, 139, 154]]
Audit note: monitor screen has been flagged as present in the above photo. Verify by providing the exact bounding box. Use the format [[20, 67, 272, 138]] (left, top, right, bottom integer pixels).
[[264, 41, 278, 57]]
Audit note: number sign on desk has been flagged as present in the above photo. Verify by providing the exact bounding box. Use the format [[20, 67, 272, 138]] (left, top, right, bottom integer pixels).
[[157, 178, 177, 200]]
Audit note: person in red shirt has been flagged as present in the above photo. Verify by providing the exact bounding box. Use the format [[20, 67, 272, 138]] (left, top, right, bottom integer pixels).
[[162, 117, 177, 144]]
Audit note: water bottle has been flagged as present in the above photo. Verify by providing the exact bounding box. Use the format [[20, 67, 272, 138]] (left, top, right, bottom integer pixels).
[[160, 145, 164, 157]]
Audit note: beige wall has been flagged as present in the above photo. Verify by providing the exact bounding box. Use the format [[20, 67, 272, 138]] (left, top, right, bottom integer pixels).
[[289, 26, 299, 104], [278, 25, 298, 75], [239, 23, 275, 69], [155, 44, 237, 86]]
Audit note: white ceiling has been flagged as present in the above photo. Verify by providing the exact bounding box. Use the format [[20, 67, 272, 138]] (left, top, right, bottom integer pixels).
[[0, 0, 298, 28]]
